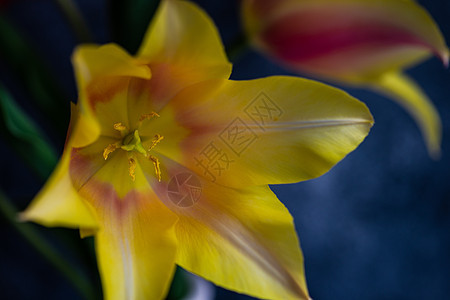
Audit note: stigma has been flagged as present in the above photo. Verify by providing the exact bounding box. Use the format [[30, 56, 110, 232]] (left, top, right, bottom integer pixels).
[[102, 113, 163, 182]]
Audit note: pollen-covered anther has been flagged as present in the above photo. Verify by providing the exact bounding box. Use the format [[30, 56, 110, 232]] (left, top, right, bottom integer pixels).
[[128, 157, 137, 181], [149, 134, 164, 151], [103, 143, 119, 160], [113, 122, 128, 136], [139, 112, 160, 122], [149, 155, 161, 182], [113, 122, 127, 130], [138, 112, 160, 127]]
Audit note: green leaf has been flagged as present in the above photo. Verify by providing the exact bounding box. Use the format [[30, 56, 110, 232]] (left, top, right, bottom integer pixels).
[[108, 0, 161, 54], [0, 83, 58, 179]]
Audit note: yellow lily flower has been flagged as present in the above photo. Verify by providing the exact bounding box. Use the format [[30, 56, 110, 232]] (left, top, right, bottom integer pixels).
[[21, 0, 373, 299], [242, 0, 449, 158]]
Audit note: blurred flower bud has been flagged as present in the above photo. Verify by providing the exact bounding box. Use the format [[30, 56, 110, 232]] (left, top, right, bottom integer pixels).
[[242, 0, 448, 83]]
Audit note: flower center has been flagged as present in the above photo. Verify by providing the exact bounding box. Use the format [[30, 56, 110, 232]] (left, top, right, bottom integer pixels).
[[102, 113, 163, 182], [121, 130, 147, 155]]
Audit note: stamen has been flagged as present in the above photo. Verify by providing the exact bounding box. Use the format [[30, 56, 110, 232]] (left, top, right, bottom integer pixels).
[[149, 155, 161, 182], [128, 158, 137, 181], [103, 143, 119, 160], [139, 112, 160, 122], [113, 122, 127, 131], [106, 116, 164, 181], [138, 112, 160, 128], [149, 134, 164, 151]]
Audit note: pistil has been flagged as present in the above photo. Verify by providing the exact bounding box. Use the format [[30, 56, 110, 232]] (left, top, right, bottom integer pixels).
[[102, 114, 164, 182], [121, 130, 147, 156]]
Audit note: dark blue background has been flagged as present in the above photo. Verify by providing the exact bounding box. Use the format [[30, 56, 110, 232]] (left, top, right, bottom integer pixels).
[[1, 0, 449, 299]]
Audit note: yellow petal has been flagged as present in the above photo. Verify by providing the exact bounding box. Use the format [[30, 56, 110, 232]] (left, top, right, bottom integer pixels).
[[71, 44, 152, 147], [370, 71, 442, 159], [135, 0, 232, 110], [140, 156, 310, 300], [80, 228, 96, 238], [20, 149, 97, 228], [73, 147, 179, 300], [138, 0, 231, 71], [163, 76, 373, 186], [90, 190, 178, 300], [21, 103, 100, 228], [243, 0, 449, 83], [85, 78, 133, 138], [69, 102, 101, 149], [73, 44, 151, 86]]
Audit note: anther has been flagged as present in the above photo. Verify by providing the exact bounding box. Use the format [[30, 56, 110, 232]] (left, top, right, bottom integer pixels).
[[128, 158, 137, 181], [113, 122, 127, 131], [113, 122, 128, 136], [139, 112, 160, 122], [149, 155, 161, 182], [103, 143, 119, 160], [149, 134, 164, 151], [138, 112, 160, 127]]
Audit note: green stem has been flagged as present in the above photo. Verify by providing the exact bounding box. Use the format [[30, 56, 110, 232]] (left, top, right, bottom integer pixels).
[[0, 191, 96, 300], [53, 0, 94, 43]]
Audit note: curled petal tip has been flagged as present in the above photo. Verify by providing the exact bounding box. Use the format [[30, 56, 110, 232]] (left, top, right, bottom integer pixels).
[[430, 149, 442, 161], [372, 72, 442, 159], [428, 142, 442, 161], [17, 212, 28, 222]]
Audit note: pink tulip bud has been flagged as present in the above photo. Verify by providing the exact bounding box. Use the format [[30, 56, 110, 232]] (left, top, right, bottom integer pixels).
[[243, 0, 448, 83]]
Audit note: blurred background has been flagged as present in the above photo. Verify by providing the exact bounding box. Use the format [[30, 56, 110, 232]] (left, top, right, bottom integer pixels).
[[0, 0, 449, 299]]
